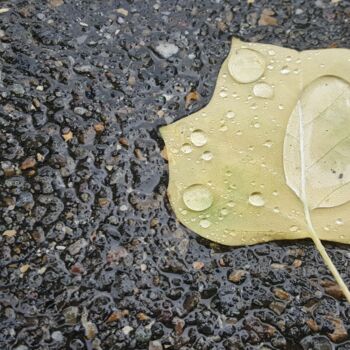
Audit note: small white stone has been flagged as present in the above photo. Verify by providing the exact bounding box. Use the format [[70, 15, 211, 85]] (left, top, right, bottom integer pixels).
[[51, 331, 64, 342], [122, 326, 133, 335], [155, 42, 179, 59], [116, 8, 128, 16]]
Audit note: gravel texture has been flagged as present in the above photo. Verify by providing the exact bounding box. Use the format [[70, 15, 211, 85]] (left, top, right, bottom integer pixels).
[[1, 0, 350, 349]]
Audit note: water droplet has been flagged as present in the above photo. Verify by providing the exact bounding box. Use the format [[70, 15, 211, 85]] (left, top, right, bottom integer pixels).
[[273, 207, 280, 213], [190, 129, 207, 147], [181, 143, 192, 154], [219, 89, 228, 98], [228, 49, 266, 83], [336, 218, 344, 225], [225, 170, 233, 177], [253, 122, 260, 128], [228, 231, 237, 237], [183, 184, 213, 211], [220, 208, 228, 216], [253, 83, 274, 99], [201, 151, 213, 161], [280, 66, 290, 74], [289, 225, 299, 232], [286, 55, 292, 62], [340, 234, 345, 240], [199, 219, 211, 228], [278, 104, 284, 110], [228, 201, 236, 207], [226, 111, 235, 119], [219, 125, 228, 132], [248, 192, 265, 207], [267, 64, 274, 70], [272, 190, 278, 196], [268, 49, 276, 56], [263, 140, 273, 148]]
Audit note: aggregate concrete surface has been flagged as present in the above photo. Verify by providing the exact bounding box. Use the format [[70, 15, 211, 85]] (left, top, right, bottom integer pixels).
[[1, 0, 350, 349]]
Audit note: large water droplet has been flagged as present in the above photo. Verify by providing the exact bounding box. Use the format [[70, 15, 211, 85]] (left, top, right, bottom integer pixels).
[[228, 49, 266, 84], [190, 130, 207, 147], [253, 83, 274, 99], [248, 192, 265, 207], [183, 184, 213, 211], [181, 143, 192, 154]]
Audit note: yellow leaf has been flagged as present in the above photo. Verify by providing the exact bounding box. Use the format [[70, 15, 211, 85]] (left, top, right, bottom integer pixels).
[[160, 38, 350, 302]]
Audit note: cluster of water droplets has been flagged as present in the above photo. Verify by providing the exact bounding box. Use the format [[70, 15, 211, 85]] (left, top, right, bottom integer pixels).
[[178, 45, 335, 242]]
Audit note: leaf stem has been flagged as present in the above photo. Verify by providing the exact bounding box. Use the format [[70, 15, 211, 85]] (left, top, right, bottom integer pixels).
[[304, 205, 350, 303], [298, 101, 350, 303]]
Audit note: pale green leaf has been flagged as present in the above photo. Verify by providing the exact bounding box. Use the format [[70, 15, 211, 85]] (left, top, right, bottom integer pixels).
[[160, 38, 350, 302]]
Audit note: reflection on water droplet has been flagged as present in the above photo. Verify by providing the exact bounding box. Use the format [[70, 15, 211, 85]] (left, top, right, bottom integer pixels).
[[280, 66, 290, 74], [181, 143, 192, 154], [228, 201, 236, 207], [226, 111, 235, 119], [219, 125, 228, 132], [336, 218, 344, 225], [225, 170, 232, 177], [340, 235, 345, 239], [268, 49, 276, 56], [273, 207, 280, 213], [183, 184, 213, 211], [289, 225, 299, 232], [228, 49, 266, 83], [272, 190, 278, 196], [253, 83, 274, 99], [278, 104, 284, 110], [248, 192, 265, 207], [267, 64, 274, 70], [199, 219, 211, 228], [201, 151, 213, 161], [253, 122, 260, 128], [190, 129, 207, 147]]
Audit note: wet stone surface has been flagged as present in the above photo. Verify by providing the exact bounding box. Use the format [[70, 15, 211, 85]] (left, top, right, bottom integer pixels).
[[0, 0, 350, 349]]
